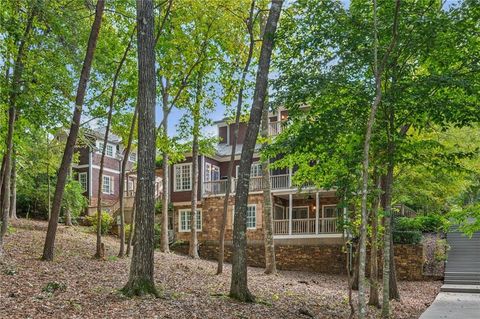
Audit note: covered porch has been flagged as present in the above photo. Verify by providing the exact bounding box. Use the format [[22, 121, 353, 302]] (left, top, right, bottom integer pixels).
[[272, 192, 344, 238]]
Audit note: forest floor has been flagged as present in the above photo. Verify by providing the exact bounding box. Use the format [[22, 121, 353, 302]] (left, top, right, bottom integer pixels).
[[0, 219, 441, 319]]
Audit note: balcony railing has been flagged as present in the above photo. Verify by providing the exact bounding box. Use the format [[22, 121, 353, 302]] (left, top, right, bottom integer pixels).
[[273, 218, 339, 236], [203, 174, 316, 196], [268, 121, 285, 136]]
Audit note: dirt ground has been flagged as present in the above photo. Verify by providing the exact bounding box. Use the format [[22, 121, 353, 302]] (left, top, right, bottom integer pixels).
[[0, 219, 441, 318]]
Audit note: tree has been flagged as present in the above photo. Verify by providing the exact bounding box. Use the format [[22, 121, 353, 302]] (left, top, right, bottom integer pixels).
[[0, 1, 37, 256], [42, 0, 105, 261], [217, 0, 256, 275], [122, 0, 158, 297], [117, 106, 138, 257], [261, 103, 276, 274], [230, 0, 283, 302], [95, 27, 135, 259]]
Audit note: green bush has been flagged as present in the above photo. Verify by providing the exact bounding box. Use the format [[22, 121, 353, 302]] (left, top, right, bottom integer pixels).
[[85, 212, 113, 235], [124, 224, 132, 242], [393, 230, 422, 244], [395, 214, 448, 233]]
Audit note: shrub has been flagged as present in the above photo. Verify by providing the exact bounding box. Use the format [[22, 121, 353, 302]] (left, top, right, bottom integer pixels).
[[395, 214, 448, 233], [393, 230, 422, 244], [124, 224, 132, 243], [85, 212, 113, 235]]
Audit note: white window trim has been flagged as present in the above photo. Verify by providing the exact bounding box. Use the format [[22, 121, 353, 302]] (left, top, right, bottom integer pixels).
[[129, 152, 137, 162], [78, 172, 87, 192], [97, 141, 116, 158], [322, 204, 338, 218], [232, 204, 257, 230], [178, 209, 202, 232], [235, 162, 262, 178], [174, 163, 193, 192], [102, 175, 114, 194]]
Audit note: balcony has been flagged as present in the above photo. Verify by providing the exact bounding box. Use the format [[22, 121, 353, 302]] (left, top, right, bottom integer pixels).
[[273, 217, 339, 236], [203, 174, 305, 196], [268, 121, 286, 136]]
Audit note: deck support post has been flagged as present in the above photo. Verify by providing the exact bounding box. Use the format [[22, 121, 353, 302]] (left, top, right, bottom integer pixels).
[[315, 192, 319, 234], [288, 193, 292, 235]]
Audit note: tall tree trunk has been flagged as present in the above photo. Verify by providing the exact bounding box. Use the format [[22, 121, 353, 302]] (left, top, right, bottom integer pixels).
[[0, 5, 36, 256], [126, 193, 137, 257], [368, 174, 381, 308], [96, 27, 135, 259], [122, 0, 158, 296], [230, 0, 283, 302], [216, 0, 256, 275], [359, 1, 401, 316], [189, 72, 204, 259], [9, 153, 17, 220], [261, 104, 276, 274], [119, 106, 138, 258], [42, 0, 105, 261], [160, 108, 170, 252], [351, 240, 360, 290]]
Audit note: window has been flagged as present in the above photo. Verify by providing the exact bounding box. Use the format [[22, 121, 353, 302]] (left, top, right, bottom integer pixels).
[[323, 205, 339, 218], [292, 207, 309, 219], [232, 204, 256, 229], [274, 204, 286, 220], [98, 141, 115, 157], [204, 163, 220, 182], [174, 163, 192, 191], [129, 152, 137, 162], [102, 175, 114, 194], [78, 172, 87, 192], [179, 209, 202, 232], [236, 162, 262, 178]]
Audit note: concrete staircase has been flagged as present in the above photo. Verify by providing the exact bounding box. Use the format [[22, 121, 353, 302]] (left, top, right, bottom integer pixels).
[[441, 231, 480, 293]]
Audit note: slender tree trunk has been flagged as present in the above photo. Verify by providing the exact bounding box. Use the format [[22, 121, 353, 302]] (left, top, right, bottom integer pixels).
[[216, 0, 256, 275], [261, 105, 276, 274], [0, 5, 36, 256], [160, 109, 170, 253], [9, 153, 17, 220], [95, 28, 135, 259], [42, 0, 105, 261], [119, 106, 138, 257], [344, 235, 355, 319], [189, 73, 204, 259], [368, 174, 381, 308], [122, 0, 158, 296], [230, 0, 283, 302], [126, 194, 137, 257], [351, 240, 360, 290], [359, 1, 401, 316]]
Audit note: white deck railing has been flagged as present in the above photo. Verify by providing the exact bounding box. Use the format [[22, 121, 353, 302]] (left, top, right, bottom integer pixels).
[[273, 218, 339, 235], [203, 174, 296, 196], [268, 121, 284, 136]]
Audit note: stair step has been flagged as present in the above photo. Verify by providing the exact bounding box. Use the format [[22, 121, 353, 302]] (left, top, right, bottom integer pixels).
[[440, 284, 480, 293], [444, 279, 480, 285]]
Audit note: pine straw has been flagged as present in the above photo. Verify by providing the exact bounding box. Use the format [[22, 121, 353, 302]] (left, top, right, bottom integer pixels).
[[0, 219, 441, 318]]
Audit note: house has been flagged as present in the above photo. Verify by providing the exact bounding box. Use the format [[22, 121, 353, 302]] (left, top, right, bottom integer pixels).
[[167, 108, 348, 273], [72, 128, 161, 220]]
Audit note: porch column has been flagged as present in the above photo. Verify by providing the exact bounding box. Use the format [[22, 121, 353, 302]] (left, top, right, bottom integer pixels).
[[288, 167, 292, 188], [315, 192, 319, 234], [288, 193, 293, 235]]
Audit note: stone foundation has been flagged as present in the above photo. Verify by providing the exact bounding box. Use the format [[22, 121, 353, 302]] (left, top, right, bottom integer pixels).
[[172, 241, 425, 281]]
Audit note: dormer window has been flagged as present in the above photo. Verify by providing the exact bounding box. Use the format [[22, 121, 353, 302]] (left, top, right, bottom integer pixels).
[[98, 141, 115, 157], [129, 152, 137, 162]]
